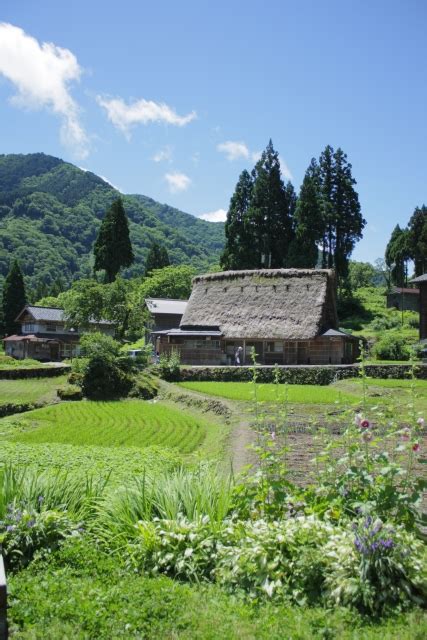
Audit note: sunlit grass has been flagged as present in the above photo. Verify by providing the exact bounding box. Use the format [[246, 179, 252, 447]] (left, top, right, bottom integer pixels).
[[0, 376, 67, 405], [4, 400, 211, 454], [177, 382, 359, 404]]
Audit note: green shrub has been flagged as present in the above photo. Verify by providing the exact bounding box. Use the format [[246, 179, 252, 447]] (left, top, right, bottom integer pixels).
[[373, 334, 411, 361], [158, 350, 181, 381], [129, 372, 160, 400], [369, 316, 401, 331], [79, 332, 121, 358], [0, 505, 80, 571], [81, 354, 133, 400], [57, 384, 83, 401]]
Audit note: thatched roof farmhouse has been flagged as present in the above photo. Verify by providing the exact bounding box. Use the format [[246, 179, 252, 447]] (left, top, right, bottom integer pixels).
[[153, 269, 358, 365]]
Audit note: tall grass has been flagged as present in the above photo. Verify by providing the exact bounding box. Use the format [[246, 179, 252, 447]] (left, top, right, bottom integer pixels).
[[93, 465, 234, 546], [0, 465, 109, 520]]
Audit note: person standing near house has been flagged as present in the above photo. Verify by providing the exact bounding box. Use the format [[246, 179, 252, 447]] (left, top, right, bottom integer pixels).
[[234, 346, 243, 365]]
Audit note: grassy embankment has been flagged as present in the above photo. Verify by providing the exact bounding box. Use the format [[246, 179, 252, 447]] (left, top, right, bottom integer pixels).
[[0, 376, 67, 406], [340, 286, 419, 345]]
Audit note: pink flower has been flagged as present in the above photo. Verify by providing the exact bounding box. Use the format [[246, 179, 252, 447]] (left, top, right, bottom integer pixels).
[[271, 431, 276, 441], [412, 442, 420, 453], [416, 417, 425, 428], [362, 431, 373, 443], [401, 428, 411, 441], [360, 419, 371, 429], [354, 413, 362, 427]]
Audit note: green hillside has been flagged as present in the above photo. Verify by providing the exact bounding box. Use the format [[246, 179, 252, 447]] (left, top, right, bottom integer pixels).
[[0, 153, 224, 294]]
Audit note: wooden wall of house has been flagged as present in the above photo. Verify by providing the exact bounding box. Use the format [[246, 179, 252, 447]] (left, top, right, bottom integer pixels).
[[157, 334, 356, 365], [386, 292, 420, 312], [420, 283, 427, 340], [151, 314, 184, 332]]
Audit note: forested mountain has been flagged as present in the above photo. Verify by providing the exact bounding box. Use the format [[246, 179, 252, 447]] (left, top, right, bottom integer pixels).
[[0, 153, 224, 296]]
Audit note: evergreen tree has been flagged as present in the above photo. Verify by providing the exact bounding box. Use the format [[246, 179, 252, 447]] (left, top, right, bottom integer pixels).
[[247, 140, 294, 268], [144, 242, 170, 276], [385, 225, 411, 287], [291, 158, 322, 267], [1, 259, 27, 336], [94, 198, 134, 283], [220, 170, 254, 270], [408, 205, 427, 276]]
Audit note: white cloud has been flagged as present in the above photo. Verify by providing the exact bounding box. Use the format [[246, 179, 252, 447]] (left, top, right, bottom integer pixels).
[[0, 23, 89, 158], [279, 155, 293, 181], [153, 146, 173, 163], [165, 171, 191, 193], [251, 150, 262, 163], [217, 140, 250, 161], [97, 95, 196, 138], [199, 208, 227, 222]]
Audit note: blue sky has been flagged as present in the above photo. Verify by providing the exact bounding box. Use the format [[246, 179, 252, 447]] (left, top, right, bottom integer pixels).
[[1, 0, 426, 263]]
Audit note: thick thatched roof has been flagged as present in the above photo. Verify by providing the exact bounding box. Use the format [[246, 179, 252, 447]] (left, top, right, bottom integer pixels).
[[180, 269, 338, 340]]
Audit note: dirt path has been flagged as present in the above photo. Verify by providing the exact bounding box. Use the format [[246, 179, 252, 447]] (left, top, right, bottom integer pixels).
[[159, 380, 256, 473]]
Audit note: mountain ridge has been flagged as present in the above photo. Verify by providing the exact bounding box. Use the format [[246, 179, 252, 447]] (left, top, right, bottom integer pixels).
[[0, 153, 224, 295]]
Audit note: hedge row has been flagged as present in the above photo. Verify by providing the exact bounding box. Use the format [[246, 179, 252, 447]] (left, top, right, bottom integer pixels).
[[177, 364, 427, 385], [0, 402, 36, 418], [0, 365, 71, 380]]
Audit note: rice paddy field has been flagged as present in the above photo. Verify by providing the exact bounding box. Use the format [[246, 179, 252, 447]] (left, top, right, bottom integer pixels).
[[0, 375, 67, 405], [177, 381, 359, 404], [0, 400, 221, 453]]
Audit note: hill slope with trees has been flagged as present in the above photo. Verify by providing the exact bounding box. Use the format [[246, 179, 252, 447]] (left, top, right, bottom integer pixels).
[[0, 153, 225, 296]]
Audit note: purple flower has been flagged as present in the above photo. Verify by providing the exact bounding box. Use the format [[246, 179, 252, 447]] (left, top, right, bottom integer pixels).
[[38, 495, 44, 505], [6, 525, 15, 532]]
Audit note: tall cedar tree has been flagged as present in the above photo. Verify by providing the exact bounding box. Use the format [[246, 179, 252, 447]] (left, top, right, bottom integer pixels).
[[294, 145, 365, 284], [408, 205, 427, 276], [144, 242, 170, 276], [385, 225, 411, 287], [94, 198, 134, 283], [291, 158, 322, 267], [220, 170, 253, 269], [2, 260, 26, 336], [248, 140, 295, 268]]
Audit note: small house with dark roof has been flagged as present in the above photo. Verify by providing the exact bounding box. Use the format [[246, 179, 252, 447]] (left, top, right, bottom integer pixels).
[[145, 298, 188, 333], [410, 273, 427, 340], [153, 269, 359, 365], [386, 287, 420, 312], [3, 305, 115, 361]]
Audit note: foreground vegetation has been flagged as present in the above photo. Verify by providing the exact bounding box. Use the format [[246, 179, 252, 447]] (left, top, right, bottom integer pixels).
[[8, 539, 427, 640], [1, 357, 426, 638]]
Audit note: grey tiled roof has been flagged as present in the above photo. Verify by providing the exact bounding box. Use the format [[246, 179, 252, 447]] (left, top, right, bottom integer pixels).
[[17, 305, 114, 325], [145, 298, 188, 315], [26, 306, 65, 321], [410, 273, 427, 284]]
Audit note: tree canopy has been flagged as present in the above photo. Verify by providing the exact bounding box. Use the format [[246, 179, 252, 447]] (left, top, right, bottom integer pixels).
[[94, 198, 134, 282], [220, 142, 365, 283], [1, 259, 26, 336], [385, 225, 411, 288], [144, 242, 170, 276]]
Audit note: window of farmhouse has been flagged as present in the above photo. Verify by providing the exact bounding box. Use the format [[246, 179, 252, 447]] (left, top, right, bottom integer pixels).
[[266, 341, 283, 353]]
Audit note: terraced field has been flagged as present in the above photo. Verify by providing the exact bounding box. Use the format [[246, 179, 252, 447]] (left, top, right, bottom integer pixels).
[[0, 376, 67, 406], [177, 381, 359, 404], [3, 401, 210, 454]]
